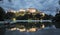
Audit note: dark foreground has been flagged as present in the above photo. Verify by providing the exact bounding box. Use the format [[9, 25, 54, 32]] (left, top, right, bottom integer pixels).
[[5, 29, 60, 35]]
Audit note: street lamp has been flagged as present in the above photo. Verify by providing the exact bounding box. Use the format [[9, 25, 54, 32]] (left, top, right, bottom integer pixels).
[[41, 13, 45, 17], [13, 18, 16, 22]]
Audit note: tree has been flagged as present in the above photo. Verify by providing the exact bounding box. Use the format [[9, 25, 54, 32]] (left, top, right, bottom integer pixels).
[[53, 11, 60, 28], [34, 13, 42, 20], [16, 16, 23, 20], [0, 7, 6, 21], [43, 14, 53, 20], [5, 12, 15, 19], [0, 7, 6, 35], [23, 13, 33, 20]]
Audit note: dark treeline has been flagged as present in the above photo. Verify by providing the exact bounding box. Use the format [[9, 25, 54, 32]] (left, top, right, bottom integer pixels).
[[0, 7, 6, 35], [0, 7, 6, 21], [52, 11, 60, 28]]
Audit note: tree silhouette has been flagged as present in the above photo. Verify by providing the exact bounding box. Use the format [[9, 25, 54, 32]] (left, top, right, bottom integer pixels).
[[0, 7, 6, 35], [43, 14, 53, 20], [53, 11, 60, 28], [5, 12, 15, 19], [0, 7, 5, 21], [23, 13, 33, 20], [16, 16, 23, 20], [34, 13, 42, 20]]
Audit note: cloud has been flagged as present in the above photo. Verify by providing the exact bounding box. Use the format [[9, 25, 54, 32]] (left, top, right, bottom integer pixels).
[[0, 0, 59, 15]]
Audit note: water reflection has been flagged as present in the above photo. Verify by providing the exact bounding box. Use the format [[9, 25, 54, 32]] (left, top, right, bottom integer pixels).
[[28, 28, 37, 32], [6, 22, 56, 32]]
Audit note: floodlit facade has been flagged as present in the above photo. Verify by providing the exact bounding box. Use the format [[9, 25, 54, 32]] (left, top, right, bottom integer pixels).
[[27, 8, 36, 13], [19, 9, 26, 12]]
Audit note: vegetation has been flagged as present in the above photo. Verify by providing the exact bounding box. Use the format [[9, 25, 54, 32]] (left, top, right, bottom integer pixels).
[[0, 7, 6, 35], [0, 7, 6, 21], [5, 12, 15, 19], [52, 11, 60, 28]]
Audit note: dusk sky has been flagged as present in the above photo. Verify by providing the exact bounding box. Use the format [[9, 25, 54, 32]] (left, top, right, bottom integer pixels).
[[0, 0, 59, 16]]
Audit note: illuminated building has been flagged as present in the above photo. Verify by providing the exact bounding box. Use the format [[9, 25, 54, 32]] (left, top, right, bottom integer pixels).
[[19, 9, 26, 12], [27, 8, 36, 13]]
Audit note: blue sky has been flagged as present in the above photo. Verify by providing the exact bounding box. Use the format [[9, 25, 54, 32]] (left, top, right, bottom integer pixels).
[[0, 0, 59, 16]]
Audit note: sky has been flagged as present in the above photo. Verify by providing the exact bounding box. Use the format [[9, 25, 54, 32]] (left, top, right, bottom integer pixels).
[[0, 0, 59, 16]]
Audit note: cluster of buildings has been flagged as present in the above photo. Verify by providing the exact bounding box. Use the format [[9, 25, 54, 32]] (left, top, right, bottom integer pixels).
[[7, 8, 45, 16], [7, 8, 37, 13]]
